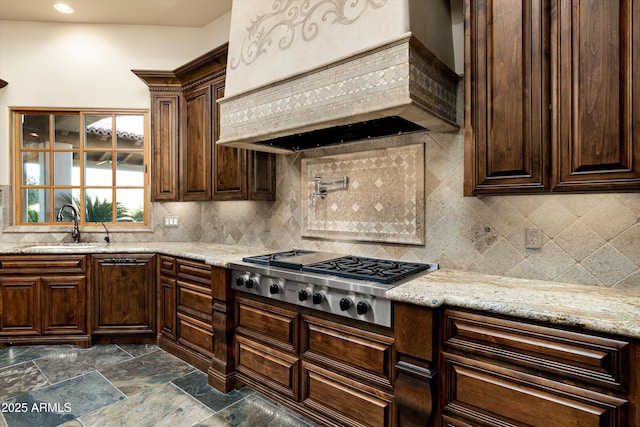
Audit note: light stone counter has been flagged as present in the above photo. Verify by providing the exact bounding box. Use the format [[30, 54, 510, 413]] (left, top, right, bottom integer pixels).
[[0, 242, 269, 268], [387, 269, 640, 339]]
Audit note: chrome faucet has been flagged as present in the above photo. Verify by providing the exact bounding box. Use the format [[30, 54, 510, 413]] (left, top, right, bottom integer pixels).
[[56, 204, 81, 243]]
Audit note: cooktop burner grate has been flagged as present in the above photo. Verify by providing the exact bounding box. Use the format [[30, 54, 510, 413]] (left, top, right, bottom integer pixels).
[[302, 256, 434, 284]]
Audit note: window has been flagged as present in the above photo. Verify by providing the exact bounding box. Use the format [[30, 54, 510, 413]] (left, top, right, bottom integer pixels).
[[13, 109, 148, 226]]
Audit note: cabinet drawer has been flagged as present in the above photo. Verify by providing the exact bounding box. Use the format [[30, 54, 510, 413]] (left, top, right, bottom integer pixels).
[[0, 255, 87, 275], [302, 316, 393, 389], [177, 259, 211, 286], [443, 309, 629, 389], [302, 362, 394, 427], [236, 297, 298, 354], [441, 352, 627, 427], [235, 334, 299, 401], [177, 281, 212, 320], [159, 256, 177, 277], [177, 313, 213, 357]]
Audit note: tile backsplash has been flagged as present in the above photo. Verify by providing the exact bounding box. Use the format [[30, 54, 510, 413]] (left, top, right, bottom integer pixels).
[[2, 131, 639, 290], [301, 144, 424, 245]]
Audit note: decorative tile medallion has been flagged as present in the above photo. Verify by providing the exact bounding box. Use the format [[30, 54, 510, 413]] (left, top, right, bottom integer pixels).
[[301, 143, 424, 244]]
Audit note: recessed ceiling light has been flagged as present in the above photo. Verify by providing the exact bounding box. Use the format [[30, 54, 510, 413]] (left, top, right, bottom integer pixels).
[[53, 3, 74, 14]]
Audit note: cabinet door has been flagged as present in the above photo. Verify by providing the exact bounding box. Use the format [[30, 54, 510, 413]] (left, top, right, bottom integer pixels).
[[553, 0, 640, 190], [183, 84, 213, 201], [212, 82, 249, 200], [92, 255, 156, 335], [158, 276, 176, 340], [441, 352, 627, 426], [150, 93, 180, 201], [464, 0, 549, 195], [41, 276, 86, 335], [0, 277, 40, 335], [249, 150, 276, 201]]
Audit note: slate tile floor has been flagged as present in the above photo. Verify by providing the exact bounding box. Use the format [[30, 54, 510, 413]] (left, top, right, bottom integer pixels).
[[0, 345, 318, 427]]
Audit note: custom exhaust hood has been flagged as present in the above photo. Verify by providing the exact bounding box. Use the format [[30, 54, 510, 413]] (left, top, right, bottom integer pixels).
[[217, 0, 460, 153]]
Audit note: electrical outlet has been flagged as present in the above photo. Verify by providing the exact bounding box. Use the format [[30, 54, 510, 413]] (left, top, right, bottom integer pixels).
[[163, 216, 179, 227], [525, 227, 542, 249]]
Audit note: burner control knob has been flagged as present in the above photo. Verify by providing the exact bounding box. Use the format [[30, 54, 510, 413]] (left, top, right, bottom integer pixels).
[[356, 301, 369, 315], [312, 292, 324, 305], [235, 276, 245, 287], [269, 284, 280, 294], [339, 298, 352, 311], [298, 290, 309, 301], [245, 278, 256, 289]]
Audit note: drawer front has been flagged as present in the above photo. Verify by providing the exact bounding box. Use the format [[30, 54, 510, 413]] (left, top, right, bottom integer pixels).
[[303, 316, 393, 389], [177, 259, 211, 286], [235, 335, 299, 401], [177, 281, 212, 320], [441, 352, 627, 427], [0, 255, 87, 275], [177, 313, 213, 357], [236, 297, 298, 353], [302, 362, 394, 427], [159, 256, 177, 277], [444, 309, 629, 389]]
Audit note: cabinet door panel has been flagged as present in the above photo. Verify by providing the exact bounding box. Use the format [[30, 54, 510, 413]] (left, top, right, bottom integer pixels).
[[465, 0, 548, 194], [41, 276, 86, 335], [442, 352, 626, 427], [177, 313, 213, 357], [302, 362, 394, 427], [0, 277, 40, 335], [159, 276, 176, 340], [303, 316, 393, 389], [235, 335, 299, 400], [151, 94, 180, 201], [183, 84, 212, 201], [177, 281, 212, 320], [212, 83, 248, 200], [236, 297, 298, 354], [554, 0, 640, 189]]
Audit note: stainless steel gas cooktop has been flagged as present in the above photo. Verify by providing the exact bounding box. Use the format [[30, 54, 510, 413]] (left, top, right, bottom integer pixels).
[[228, 250, 437, 327]]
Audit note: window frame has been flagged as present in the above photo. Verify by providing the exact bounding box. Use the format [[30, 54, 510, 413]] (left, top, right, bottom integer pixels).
[[12, 107, 150, 228]]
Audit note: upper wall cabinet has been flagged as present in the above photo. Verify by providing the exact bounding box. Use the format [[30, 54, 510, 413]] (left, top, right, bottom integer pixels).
[[133, 44, 275, 202], [464, 0, 640, 195]]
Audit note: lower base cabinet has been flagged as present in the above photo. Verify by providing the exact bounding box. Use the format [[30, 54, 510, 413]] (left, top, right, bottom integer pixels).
[[234, 295, 395, 427], [0, 255, 90, 348]]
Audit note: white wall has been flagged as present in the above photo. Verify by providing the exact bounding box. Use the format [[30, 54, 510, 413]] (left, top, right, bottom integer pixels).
[[0, 16, 231, 185]]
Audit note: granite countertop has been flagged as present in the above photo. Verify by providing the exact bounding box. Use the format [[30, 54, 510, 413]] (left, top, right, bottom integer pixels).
[[387, 269, 640, 339], [0, 242, 269, 268]]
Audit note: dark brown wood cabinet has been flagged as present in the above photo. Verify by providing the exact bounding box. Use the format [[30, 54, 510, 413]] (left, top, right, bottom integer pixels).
[[91, 254, 156, 343], [464, 0, 640, 195], [133, 44, 276, 202], [157, 256, 235, 393], [394, 304, 639, 427], [0, 255, 90, 347], [234, 295, 395, 427]]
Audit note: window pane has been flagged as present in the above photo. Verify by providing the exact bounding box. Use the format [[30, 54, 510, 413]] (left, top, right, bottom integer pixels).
[[22, 188, 50, 223], [116, 115, 144, 149], [116, 189, 144, 222], [85, 152, 113, 186], [53, 151, 80, 186], [85, 114, 112, 149], [53, 189, 81, 222], [21, 114, 50, 149], [22, 152, 49, 185], [85, 189, 113, 223], [54, 115, 80, 149], [116, 152, 144, 186]]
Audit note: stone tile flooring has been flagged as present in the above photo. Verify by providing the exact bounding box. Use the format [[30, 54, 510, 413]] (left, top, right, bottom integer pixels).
[[0, 345, 318, 427]]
